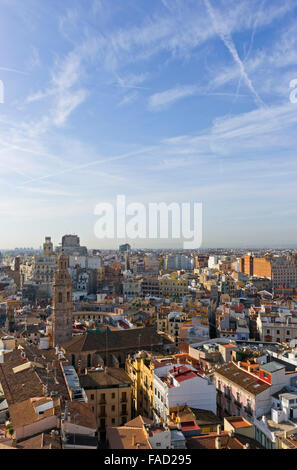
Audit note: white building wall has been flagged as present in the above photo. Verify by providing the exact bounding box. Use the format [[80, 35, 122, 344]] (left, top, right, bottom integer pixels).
[[154, 364, 216, 417], [148, 430, 171, 449]]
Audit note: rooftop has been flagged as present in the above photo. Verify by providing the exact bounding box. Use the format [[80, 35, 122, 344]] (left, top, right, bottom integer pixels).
[[260, 362, 285, 373], [79, 367, 132, 389], [226, 416, 252, 429], [215, 362, 270, 395]]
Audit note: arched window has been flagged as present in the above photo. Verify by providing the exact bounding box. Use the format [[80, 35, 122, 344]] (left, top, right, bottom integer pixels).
[[58, 292, 62, 303], [67, 291, 70, 302]]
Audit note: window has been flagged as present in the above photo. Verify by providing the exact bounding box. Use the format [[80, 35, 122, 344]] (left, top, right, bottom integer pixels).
[[90, 394, 94, 401], [58, 292, 62, 303], [112, 393, 115, 399], [121, 392, 127, 401], [112, 405, 115, 411], [112, 418, 115, 424], [100, 393, 106, 403]]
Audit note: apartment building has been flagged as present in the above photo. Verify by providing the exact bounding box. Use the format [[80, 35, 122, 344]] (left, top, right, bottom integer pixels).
[[122, 277, 143, 298], [239, 255, 297, 288], [214, 360, 297, 421], [153, 363, 216, 424], [167, 311, 191, 346], [141, 277, 160, 297], [256, 308, 297, 343], [79, 367, 132, 441], [159, 276, 189, 299], [126, 351, 155, 420]]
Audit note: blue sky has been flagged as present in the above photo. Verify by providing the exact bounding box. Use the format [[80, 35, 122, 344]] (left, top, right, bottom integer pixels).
[[1, 0, 297, 249]]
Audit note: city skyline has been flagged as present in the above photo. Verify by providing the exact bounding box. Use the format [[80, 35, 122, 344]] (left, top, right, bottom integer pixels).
[[1, 0, 297, 248]]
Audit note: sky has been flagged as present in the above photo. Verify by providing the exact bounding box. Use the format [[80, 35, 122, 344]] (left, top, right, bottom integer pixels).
[[1, 0, 297, 249]]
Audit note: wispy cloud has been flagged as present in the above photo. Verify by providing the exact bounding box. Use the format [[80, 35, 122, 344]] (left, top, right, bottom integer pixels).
[[148, 85, 197, 110], [117, 91, 139, 107], [203, 0, 265, 108]]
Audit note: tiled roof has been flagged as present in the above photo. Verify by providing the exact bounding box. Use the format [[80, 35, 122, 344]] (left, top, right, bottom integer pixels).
[[214, 362, 270, 395], [67, 401, 97, 429], [124, 416, 153, 428], [63, 327, 163, 353], [79, 367, 132, 389], [10, 397, 58, 428], [190, 408, 222, 426], [0, 346, 70, 405], [107, 415, 153, 449], [186, 431, 263, 449], [16, 432, 62, 449]]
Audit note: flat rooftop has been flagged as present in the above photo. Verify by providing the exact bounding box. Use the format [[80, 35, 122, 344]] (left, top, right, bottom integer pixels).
[[227, 417, 252, 429]]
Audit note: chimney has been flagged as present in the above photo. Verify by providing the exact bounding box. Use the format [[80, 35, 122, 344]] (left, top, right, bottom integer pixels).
[[215, 437, 221, 449]]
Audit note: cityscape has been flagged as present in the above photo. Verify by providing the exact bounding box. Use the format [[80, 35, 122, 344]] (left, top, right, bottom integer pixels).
[[1, 0, 297, 457], [1, 238, 297, 451]]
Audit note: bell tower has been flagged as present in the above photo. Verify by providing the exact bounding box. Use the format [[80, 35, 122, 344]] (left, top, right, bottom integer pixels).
[[52, 252, 73, 347], [43, 236, 54, 257]]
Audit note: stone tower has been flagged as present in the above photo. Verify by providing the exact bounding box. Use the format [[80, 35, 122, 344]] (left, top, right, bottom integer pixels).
[[43, 236, 54, 257], [52, 252, 73, 347]]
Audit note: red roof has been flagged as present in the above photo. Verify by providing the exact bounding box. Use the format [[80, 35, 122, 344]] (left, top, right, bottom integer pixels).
[[180, 421, 200, 432], [170, 365, 197, 382]]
